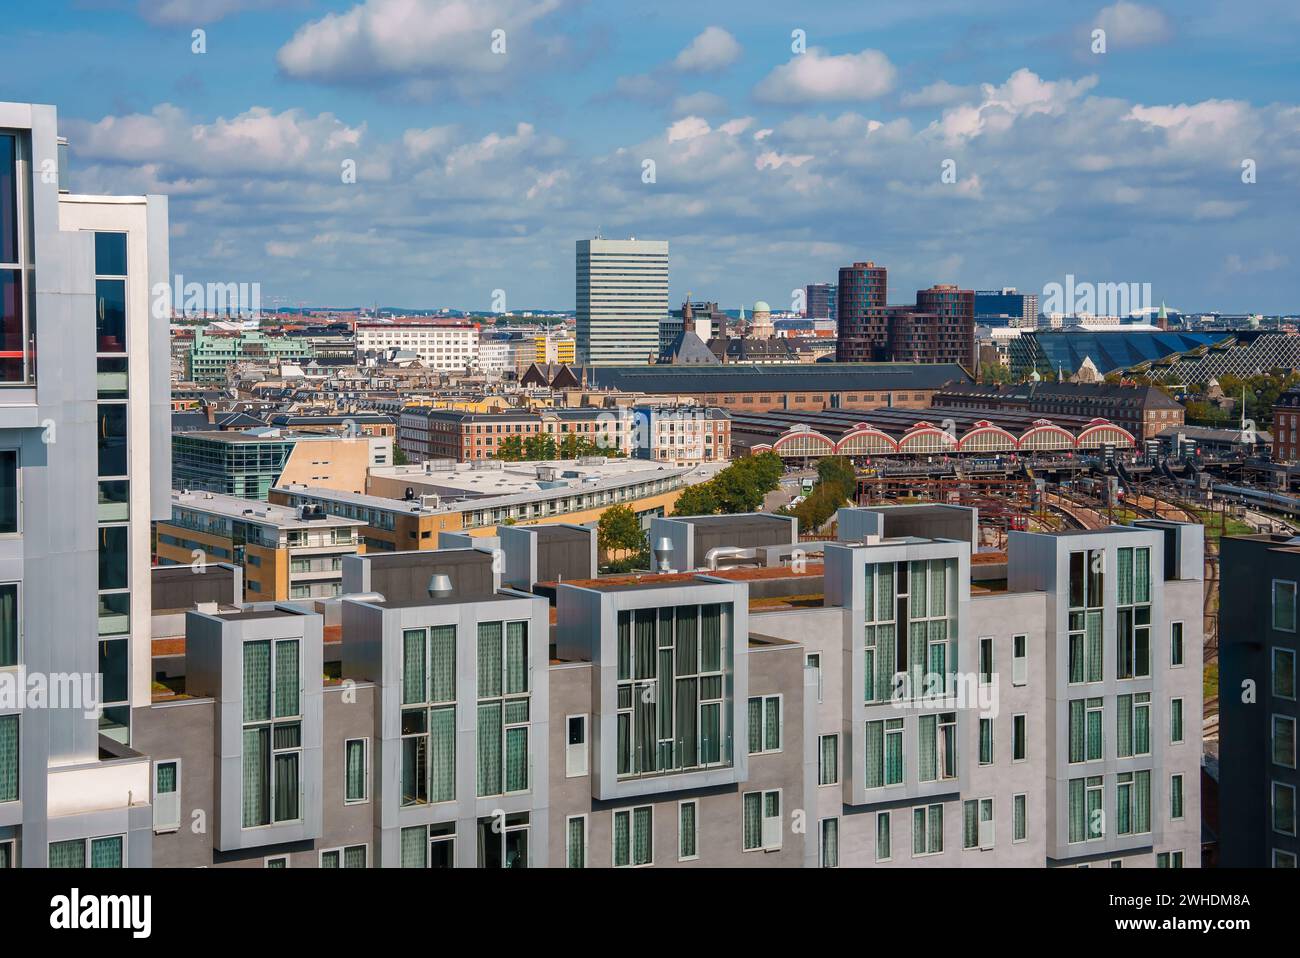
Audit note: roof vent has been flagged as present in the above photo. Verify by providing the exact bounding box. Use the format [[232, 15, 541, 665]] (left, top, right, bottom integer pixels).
[[427, 574, 453, 599]]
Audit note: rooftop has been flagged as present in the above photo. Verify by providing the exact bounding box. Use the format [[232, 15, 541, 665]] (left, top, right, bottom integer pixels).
[[171, 490, 365, 528]]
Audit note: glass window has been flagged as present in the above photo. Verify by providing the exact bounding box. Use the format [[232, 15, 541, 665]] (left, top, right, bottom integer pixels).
[[94, 232, 127, 277], [0, 268, 25, 383], [1170, 622, 1184, 667], [97, 404, 127, 477], [1275, 648, 1296, 700], [818, 734, 838, 785], [0, 713, 17, 803], [875, 812, 891, 861], [344, 738, 368, 803], [1012, 713, 1027, 762], [678, 801, 697, 861], [1014, 793, 1027, 842], [95, 279, 127, 354], [567, 816, 586, 868], [1274, 581, 1297, 633], [820, 818, 839, 868], [98, 525, 128, 591], [0, 583, 16, 668], [0, 450, 15, 534], [97, 479, 129, 522]]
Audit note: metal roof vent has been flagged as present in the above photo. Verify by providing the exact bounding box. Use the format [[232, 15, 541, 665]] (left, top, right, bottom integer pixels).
[[427, 574, 453, 599]]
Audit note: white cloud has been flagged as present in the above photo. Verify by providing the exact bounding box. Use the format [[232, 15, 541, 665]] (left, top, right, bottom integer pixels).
[[1093, 2, 1173, 47], [276, 0, 571, 92], [265, 241, 302, 257], [673, 26, 741, 72], [754, 48, 897, 103], [930, 69, 1099, 142], [667, 116, 711, 143]]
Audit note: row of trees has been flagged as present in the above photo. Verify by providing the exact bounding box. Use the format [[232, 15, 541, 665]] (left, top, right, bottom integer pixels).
[[783, 456, 856, 533], [494, 432, 625, 462], [670, 452, 785, 516]]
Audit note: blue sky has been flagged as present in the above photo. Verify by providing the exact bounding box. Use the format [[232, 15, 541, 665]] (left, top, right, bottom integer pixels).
[[4, 0, 1298, 312]]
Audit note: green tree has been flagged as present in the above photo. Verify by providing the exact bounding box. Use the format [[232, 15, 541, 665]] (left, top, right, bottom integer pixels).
[[672, 482, 720, 516], [711, 452, 784, 513], [495, 435, 525, 461], [392, 445, 410, 466], [816, 456, 856, 500], [523, 433, 557, 461], [597, 504, 644, 557]]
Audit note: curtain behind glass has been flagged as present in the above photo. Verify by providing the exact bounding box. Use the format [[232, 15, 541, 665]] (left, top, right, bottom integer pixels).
[[477, 703, 502, 796], [568, 818, 585, 868], [700, 605, 722, 672], [821, 818, 838, 867], [700, 702, 720, 764], [1068, 779, 1085, 843], [344, 845, 366, 868], [918, 715, 936, 781], [430, 626, 456, 702], [0, 714, 16, 802], [345, 739, 365, 802], [1086, 613, 1103, 683], [0, 585, 15, 668], [743, 793, 761, 849], [614, 811, 630, 865], [675, 679, 697, 767], [274, 640, 299, 718], [1135, 548, 1150, 603], [505, 621, 528, 694], [1117, 695, 1133, 757], [927, 805, 942, 852], [1014, 794, 1026, 840], [477, 622, 502, 698], [680, 803, 696, 858], [632, 806, 652, 865], [90, 836, 122, 868], [505, 726, 528, 792], [243, 641, 270, 722], [48, 840, 85, 868], [865, 721, 883, 788], [400, 826, 426, 867], [1135, 770, 1151, 833], [430, 707, 455, 802], [764, 697, 780, 751], [274, 752, 299, 822], [403, 629, 426, 704], [242, 727, 268, 827]]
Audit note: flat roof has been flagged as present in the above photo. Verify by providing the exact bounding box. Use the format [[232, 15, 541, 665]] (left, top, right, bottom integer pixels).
[[171, 490, 365, 528], [274, 484, 443, 516]]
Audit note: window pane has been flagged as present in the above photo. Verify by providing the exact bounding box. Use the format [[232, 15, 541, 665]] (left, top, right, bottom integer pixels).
[[0, 271, 24, 384], [95, 278, 127, 353], [477, 622, 502, 698], [97, 525, 128, 591], [49, 840, 85, 868], [95, 232, 127, 277], [97, 403, 127, 477], [274, 640, 300, 717], [0, 714, 17, 802], [0, 451, 15, 534], [0, 583, 16, 668], [345, 740, 366, 802], [243, 641, 270, 722], [90, 836, 122, 868]]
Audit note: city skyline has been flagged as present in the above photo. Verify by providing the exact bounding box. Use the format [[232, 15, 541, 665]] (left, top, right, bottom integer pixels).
[[2, 1, 1297, 313]]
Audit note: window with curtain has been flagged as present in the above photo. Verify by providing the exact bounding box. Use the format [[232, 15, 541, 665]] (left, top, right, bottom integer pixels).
[[613, 806, 652, 866], [1068, 550, 1105, 684], [477, 620, 531, 797], [402, 625, 457, 806], [876, 812, 890, 861], [400, 825, 426, 867], [742, 790, 781, 851], [1170, 621, 1184, 667], [979, 717, 994, 765], [1170, 774, 1184, 820], [0, 583, 16, 668], [818, 734, 838, 786], [903, 559, 955, 699], [567, 816, 586, 868], [344, 738, 367, 803], [0, 713, 16, 803], [820, 818, 839, 868], [912, 804, 942, 856], [321, 844, 367, 868], [748, 695, 781, 754], [618, 603, 730, 779], [1014, 794, 1027, 842], [1171, 699, 1184, 744], [963, 799, 979, 849], [679, 801, 697, 860], [49, 840, 85, 868], [241, 638, 301, 828]]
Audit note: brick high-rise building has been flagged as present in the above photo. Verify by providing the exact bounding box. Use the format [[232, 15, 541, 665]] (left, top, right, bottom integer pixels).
[[835, 262, 888, 362], [915, 284, 976, 369]]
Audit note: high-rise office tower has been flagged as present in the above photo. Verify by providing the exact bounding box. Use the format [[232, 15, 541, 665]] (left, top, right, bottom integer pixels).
[[805, 283, 837, 322], [576, 238, 668, 366], [975, 289, 1039, 329], [835, 262, 888, 362], [0, 101, 169, 866]]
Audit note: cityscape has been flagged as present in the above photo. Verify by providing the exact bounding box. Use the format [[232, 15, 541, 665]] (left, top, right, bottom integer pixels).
[[0, 0, 1296, 937]]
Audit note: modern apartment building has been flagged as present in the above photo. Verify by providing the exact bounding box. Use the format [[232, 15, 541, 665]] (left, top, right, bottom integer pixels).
[[125, 501, 1204, 868], [1218, 534, 1298, 867], [576, 238, 669, 366], [172, 428, 392, 499], [1, 100, 170, 866], [155, 490, 364, 601], [355, 322, 479, 371]]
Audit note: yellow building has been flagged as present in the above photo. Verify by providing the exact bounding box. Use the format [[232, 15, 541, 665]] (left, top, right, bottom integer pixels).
[[156, 491, 366, 601]]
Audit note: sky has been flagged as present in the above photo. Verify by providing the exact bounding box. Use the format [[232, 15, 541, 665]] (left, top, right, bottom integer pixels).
[[3, 0, 1298, 313]]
